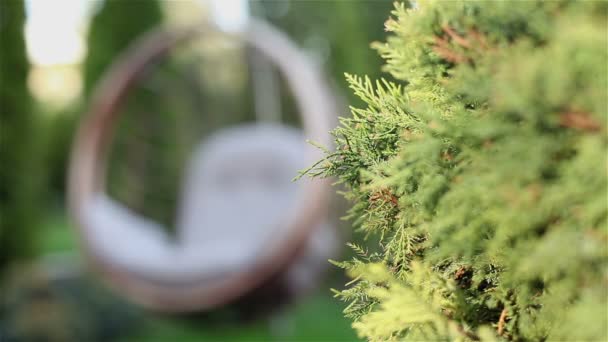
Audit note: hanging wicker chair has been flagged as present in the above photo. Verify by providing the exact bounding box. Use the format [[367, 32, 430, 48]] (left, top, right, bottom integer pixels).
[[68, 18, 337, 313]]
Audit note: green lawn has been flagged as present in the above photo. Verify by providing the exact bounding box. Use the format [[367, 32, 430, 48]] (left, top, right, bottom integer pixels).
[[129, 293, 358, 342], [36, 210, 359, 342]]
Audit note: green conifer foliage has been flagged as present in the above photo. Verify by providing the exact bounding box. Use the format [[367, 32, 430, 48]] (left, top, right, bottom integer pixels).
[[304, 1, 607, 340], [0, 0, 42, 273]]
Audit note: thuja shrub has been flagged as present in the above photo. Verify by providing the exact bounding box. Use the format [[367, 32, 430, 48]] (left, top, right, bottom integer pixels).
[[303, 1, 607, 340], [0, 0, 42, 273]]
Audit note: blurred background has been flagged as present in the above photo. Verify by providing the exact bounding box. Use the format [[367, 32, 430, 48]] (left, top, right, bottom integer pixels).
[[0, 0, 392, 340]]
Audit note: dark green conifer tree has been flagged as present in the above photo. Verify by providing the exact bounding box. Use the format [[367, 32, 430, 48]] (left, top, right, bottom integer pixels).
[[0, 0, 42, 274], [304, 1, 608, 340], [84, 0, 163, 95]]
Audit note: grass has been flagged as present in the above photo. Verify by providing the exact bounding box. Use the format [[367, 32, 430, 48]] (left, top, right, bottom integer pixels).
[[128, 293, 359, 341], [36, 209, 359, 342]]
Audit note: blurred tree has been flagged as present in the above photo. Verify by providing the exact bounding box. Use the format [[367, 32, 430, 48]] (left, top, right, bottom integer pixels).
[[45, 0, 164, 204], [252, 0, 393, 105], [83, 0, 185, 230], [0, 0, 43, 275], [84, 0, 163, 95]]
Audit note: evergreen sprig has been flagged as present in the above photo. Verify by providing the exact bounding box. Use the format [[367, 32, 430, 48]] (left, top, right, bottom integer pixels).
[[306, 1, 608, 340]]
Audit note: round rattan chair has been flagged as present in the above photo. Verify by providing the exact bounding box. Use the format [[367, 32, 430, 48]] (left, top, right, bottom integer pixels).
[[68, 18, 337, 313]]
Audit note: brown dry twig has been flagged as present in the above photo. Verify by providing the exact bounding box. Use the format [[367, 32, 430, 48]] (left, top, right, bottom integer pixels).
[[442, 25, 472, 48], [560, 111, 601, 132], [469, 29, 490, 50], [433, 26, 493, 65], [498, 308, 508, 335], [454, 267, 469, 280], [433, 36, 469, 64], [369, 188, 399, 206], [442, 150, 454, 161]]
